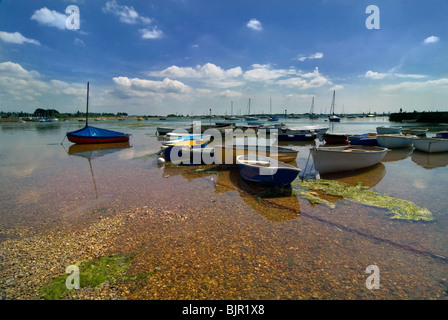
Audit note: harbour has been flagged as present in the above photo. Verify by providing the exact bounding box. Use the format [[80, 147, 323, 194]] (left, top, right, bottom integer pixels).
[[1, 116, 448, 300]]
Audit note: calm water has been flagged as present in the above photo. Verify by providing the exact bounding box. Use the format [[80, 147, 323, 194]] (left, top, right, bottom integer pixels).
[[1, 117, 448, 299]]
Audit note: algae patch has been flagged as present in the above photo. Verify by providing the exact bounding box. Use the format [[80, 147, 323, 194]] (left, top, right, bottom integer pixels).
[[39, 253, 153, 300], [292, 179, 433, 221]]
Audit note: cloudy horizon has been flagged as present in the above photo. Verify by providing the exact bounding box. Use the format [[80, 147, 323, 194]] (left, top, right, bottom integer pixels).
[[0, 0, 447, 116]]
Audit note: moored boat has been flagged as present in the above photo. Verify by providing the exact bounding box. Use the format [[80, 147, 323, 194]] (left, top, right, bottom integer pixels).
[[348, 133, 378, 146], [323, 133, 349, 144], [67, 82, 130, 144], [376, 126, 402, 134], [236, 155, 301, 186], [435, 131, 448, 139], [412, 137, 448, 153], [376, 134, 415, 149], [274, 132, 317, 141], [213, 144, 298, 164], [311, 145, 388, 174]]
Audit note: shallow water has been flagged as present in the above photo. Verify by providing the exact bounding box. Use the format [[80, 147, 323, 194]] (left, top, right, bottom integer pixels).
[[1, 117, 448, 299]]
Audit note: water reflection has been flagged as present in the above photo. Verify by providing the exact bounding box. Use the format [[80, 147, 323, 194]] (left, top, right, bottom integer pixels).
[[67, 142, 132, 198], [215, 168, 300, 222], [382, 148, 414, 162], [318, 162, 386, 188], [412, 150, 448, 169]]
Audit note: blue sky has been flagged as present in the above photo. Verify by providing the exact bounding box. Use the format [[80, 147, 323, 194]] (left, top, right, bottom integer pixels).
[[0, 0, 447, 116]]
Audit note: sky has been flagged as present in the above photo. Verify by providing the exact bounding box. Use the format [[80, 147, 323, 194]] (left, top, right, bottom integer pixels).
[[0, 0, 447, 116]]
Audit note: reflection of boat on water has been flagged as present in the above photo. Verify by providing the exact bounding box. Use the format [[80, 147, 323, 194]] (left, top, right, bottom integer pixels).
[[67, 141, 131, 158], [215, 168, 300, 222], [67, 142, 132, 198], [411, 150, 448, 169], [381, 147, 413, 162], [319, 162, 386, 188]]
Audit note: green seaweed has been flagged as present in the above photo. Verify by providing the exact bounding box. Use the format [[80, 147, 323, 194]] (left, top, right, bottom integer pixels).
[[39, 253, 154, 300], [292, 179, 433, 221]]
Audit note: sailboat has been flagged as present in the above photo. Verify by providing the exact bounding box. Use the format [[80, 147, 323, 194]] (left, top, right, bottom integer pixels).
[[309, 96, 319, 119], [67, 82, 130, 144], [328, 90, 340, 122]]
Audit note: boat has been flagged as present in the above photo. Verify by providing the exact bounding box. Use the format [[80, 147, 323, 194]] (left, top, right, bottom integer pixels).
[[309, 96, 319, 120], [268, 116, 279, 121], [348, 133, 378, 146], [162, 145, 214, 163], [412, 137, 448, 153], [435, 131, 448, 139], [67, 82, 130, 144], [328, 91, 340, 122], [213, 144, 298, 164], [376, 134, 415, 149], [310, 145, 388, 174], [323, 133, 349, 144], [164, 132, 211, 142], [157, 126, 192, 135], [274, 132, 317, 141], [161, 137, 210, 147], [376, 126, 402, 134], [236, 155, 301, 186], [402, 127, 428, 137]]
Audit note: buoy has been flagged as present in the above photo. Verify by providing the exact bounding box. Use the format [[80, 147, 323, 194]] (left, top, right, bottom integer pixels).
[[157, 157, 165, 164]]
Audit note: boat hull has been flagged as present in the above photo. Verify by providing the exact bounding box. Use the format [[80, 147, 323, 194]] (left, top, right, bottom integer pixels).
[[376, 126, 402, 134], [323, 133, 348, 144], [276, 133, 317, 141], [67, 126, 130, 144], [413, 138, 448, 153], [377, 134, 414, 149], [236, 155, 301, 186], [213, 144, 298, 164], [311, 145, 387, 174], [348, 134, 378, 146]]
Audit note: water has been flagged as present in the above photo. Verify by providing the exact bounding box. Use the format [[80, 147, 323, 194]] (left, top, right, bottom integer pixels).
[[1, 117, 448, 299]]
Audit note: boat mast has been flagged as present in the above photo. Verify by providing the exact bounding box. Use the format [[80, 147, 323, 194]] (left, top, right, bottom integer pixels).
[[330, 90, 335, 115], [310, 96, 314, 114], [86, 81, 90, 127]]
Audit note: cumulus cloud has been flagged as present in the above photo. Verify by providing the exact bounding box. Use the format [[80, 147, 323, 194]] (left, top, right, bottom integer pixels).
[[276, 67, 330, 89], [243, 64, 296, 82], [296, 52, 324, 62], [365, 70, 426, 80], [112, 76, 190, 94], [31, 7, 67, 30], [148, 63, 244, 88], [0, 31, 40, 46], [423, 36, 440, 44], [139, 27, 163, 39], [382, 78, 448, 91], [103, 0, 151, 24], [247, 19, 262, 31]]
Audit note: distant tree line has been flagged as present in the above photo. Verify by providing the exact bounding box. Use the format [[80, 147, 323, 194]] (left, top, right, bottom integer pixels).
[[0, 108, 129, 119]]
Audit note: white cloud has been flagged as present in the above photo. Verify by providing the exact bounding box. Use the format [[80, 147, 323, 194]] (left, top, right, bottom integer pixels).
[[247, 19, 262, 31], [423, 36, 440, 44], [112, 76, 190, 94], [148, 63, 244, 88], [365, 70, 427, 80], [296, 52, 324, 62], [0, 31, 40, 46], [103, 0, 151, 24], [31, 7, 67, 30], [276, 67, 330, 89], [243, 64, 296, 81], [140, 27, 163, 39], [382, 78, 448, 91]]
